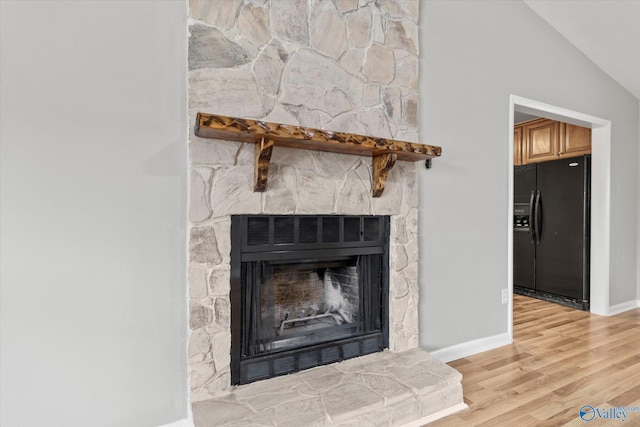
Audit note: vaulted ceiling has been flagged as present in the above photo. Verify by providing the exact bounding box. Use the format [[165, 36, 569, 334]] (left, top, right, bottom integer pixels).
[[523, 0, 640, 100]]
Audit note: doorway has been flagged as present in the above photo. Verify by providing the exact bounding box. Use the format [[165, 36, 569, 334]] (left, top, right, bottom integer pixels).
[[507, 95, 611, 340]]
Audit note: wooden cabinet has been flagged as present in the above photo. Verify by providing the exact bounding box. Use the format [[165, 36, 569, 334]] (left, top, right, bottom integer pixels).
[[562, 123, 591, 158], [514, 118, 591, 165], [514, 126, 522, 166], [522, 119, 561, 164]]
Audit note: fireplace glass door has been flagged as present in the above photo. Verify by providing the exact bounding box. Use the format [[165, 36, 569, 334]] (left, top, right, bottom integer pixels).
[[244, 255, 385, 357]]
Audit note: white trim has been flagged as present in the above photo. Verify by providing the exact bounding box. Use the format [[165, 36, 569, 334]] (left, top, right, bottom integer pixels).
[[608, 300, 640, 316], [401, 403, 468, 427], [510, 96, 610, 128], [589, 124, 612, 316], [157, 418, 193, 427], [508, 95, 612, 334], [429, 333, 511, 363], [507, 103, 515, 343]]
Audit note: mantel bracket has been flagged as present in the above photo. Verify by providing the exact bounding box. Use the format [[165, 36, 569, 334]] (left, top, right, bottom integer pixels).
[[254, 137, 274, 192], [372, 154, 398, 197]]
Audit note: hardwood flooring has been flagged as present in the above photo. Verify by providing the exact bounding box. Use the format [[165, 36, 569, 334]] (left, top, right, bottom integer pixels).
[[427, 295, 640, 426]]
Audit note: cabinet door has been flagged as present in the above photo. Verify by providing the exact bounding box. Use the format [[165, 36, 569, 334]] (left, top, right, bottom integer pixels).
[[560, 123, 591, 158], [514, 126, 523, 165], [523, 119, 560, 164]]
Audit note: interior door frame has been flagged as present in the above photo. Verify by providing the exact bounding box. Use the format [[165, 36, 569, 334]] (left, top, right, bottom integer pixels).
[[508, 95, 611, 340]]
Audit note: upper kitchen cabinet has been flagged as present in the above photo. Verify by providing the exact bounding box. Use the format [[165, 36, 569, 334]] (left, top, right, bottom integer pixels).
[[561, 123, 592, 158], [514, 118, 591, 165], [514, 125, 523, 166], [522, 118, 561, 164]]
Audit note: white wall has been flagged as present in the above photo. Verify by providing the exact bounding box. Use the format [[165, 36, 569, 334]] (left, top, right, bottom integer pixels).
[[0, 2, 188, 427], [418, 0, 640, 351]]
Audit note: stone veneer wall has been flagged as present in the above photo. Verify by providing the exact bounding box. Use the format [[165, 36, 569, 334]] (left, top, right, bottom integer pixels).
[[187, 0, 420, 402]]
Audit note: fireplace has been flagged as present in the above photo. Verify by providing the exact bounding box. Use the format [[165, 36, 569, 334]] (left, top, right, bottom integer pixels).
[[230, 215, 390, 385]]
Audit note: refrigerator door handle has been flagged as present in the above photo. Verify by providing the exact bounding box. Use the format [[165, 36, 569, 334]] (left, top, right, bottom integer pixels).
[[534, 190, 542, 245], [529, 190, 536, 244]]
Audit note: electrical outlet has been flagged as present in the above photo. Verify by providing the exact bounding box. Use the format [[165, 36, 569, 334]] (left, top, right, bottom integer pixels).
[[501, 289, 509, 304]]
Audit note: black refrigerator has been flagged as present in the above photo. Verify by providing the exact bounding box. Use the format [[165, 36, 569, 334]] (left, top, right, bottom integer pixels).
[[513, 155, 590, 310]]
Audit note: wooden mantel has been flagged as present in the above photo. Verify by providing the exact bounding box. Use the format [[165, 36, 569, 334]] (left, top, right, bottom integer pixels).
[[194, 113, 442, 197]]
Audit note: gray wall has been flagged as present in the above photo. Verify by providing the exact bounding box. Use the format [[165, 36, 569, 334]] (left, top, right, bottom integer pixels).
[[418, 0, 640, 350], [0, 2, 188, 427]]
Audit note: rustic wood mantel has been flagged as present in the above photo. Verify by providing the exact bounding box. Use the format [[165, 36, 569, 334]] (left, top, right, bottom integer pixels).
[[194, 113, 442, 197]]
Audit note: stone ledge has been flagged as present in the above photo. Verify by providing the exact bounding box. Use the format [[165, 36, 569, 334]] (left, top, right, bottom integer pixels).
[[192, 348, 464, 427]]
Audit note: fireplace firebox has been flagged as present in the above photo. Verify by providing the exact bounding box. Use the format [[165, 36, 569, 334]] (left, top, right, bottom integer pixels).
[[230, 215, 390, 385]]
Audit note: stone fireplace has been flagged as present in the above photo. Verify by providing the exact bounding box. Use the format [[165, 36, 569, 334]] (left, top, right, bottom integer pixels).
[[186, 1, 464, 424], [189, 0, 424, 398]]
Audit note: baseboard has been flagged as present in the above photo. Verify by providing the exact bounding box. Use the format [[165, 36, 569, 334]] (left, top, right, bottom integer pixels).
[[608, 300, 640, 316], [157, 418, 193, 427], [429, 332, 512, 363], [401, 403, 468, 427]]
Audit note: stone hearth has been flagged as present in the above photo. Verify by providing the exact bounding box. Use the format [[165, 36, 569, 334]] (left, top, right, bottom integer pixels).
[[192, 348, 465, 427]]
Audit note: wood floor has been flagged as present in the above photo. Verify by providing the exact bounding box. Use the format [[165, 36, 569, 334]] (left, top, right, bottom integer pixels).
[[428, 295, 640, 426]]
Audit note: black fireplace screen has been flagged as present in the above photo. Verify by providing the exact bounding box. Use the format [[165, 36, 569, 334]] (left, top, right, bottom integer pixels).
[[231, 215, 389, 385]]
